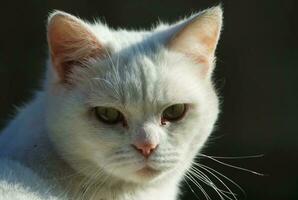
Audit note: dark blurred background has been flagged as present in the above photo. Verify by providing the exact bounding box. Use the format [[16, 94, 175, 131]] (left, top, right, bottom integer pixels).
[[0, 0, 297, 199]]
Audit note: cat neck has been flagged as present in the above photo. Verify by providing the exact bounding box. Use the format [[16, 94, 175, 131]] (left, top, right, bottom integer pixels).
[[0, 92, 48, 160], [64, 171, 179, 200], [0, 91, 70, 178]]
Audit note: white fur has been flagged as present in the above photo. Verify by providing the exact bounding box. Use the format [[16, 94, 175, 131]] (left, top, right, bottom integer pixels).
[[0, 158, 62, 200], [0, 6, 222, 200]]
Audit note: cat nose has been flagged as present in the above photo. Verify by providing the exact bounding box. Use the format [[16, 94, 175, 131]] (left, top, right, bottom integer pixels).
[[132, 142, 158, 158], [132, 126, 159, 158]]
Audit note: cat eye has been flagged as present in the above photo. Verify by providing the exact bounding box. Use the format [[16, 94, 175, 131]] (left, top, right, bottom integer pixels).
[[161, 104, 187, 124], [94, 107, 124, 125]]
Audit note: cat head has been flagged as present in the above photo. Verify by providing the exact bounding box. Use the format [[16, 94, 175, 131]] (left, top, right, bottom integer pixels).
[[45, 6, 222, 184]]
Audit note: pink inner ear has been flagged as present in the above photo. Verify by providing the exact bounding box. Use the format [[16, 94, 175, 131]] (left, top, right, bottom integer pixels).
[[48, 13, 104, 83], [167, 7, 222, 77], [187, 53, 213, 76]]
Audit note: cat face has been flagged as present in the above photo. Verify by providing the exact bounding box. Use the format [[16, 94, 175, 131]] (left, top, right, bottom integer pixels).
[[45, 7, 222, 184]]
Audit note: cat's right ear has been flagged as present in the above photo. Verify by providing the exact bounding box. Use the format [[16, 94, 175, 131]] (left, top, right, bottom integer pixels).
[[47, 11, 104, 83]]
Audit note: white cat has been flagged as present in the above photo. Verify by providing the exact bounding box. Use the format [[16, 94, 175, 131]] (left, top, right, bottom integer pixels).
[[0, 6, 222, 200]]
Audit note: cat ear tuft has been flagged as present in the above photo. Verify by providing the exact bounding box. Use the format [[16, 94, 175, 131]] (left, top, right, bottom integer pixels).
[[168, 6, 223, 75], [47, 11, 104, 83]]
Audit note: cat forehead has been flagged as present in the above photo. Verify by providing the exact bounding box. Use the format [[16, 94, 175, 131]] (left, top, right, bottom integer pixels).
[[80, 47, 203, 108]]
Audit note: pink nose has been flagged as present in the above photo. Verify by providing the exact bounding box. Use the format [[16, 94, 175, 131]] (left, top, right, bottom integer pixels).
[[132, 142, 158, 158]]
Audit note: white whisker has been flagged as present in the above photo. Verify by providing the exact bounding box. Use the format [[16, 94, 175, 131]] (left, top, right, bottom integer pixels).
[[196, 163, 244, 193], [198, 153, 265, 176], [190, 166, 235, 200], [182, 176, 201, 200], [194, 165, 237, 200], [199, 154, 264, 160], [185, 173, 212, 200]]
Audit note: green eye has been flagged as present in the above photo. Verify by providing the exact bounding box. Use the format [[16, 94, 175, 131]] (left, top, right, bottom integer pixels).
[[161, 104, 187, 123], [94, 107, 124, 125]]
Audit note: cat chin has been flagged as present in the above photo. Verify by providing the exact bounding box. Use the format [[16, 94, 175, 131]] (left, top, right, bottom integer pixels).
[[105, 165, 170, 184], [132, 166, 164, 182], [122, 171, 165, 184]]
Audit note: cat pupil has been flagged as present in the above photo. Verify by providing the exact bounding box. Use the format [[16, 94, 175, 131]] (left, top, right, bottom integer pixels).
[[162, 104, 186, 122], [106, 109, 118, 120], [95, 107, 122, 124]]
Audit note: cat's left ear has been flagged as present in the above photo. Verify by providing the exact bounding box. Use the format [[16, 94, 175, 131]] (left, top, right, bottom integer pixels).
[[47, 11, 104, 83], [168, 6, 223, 76]]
